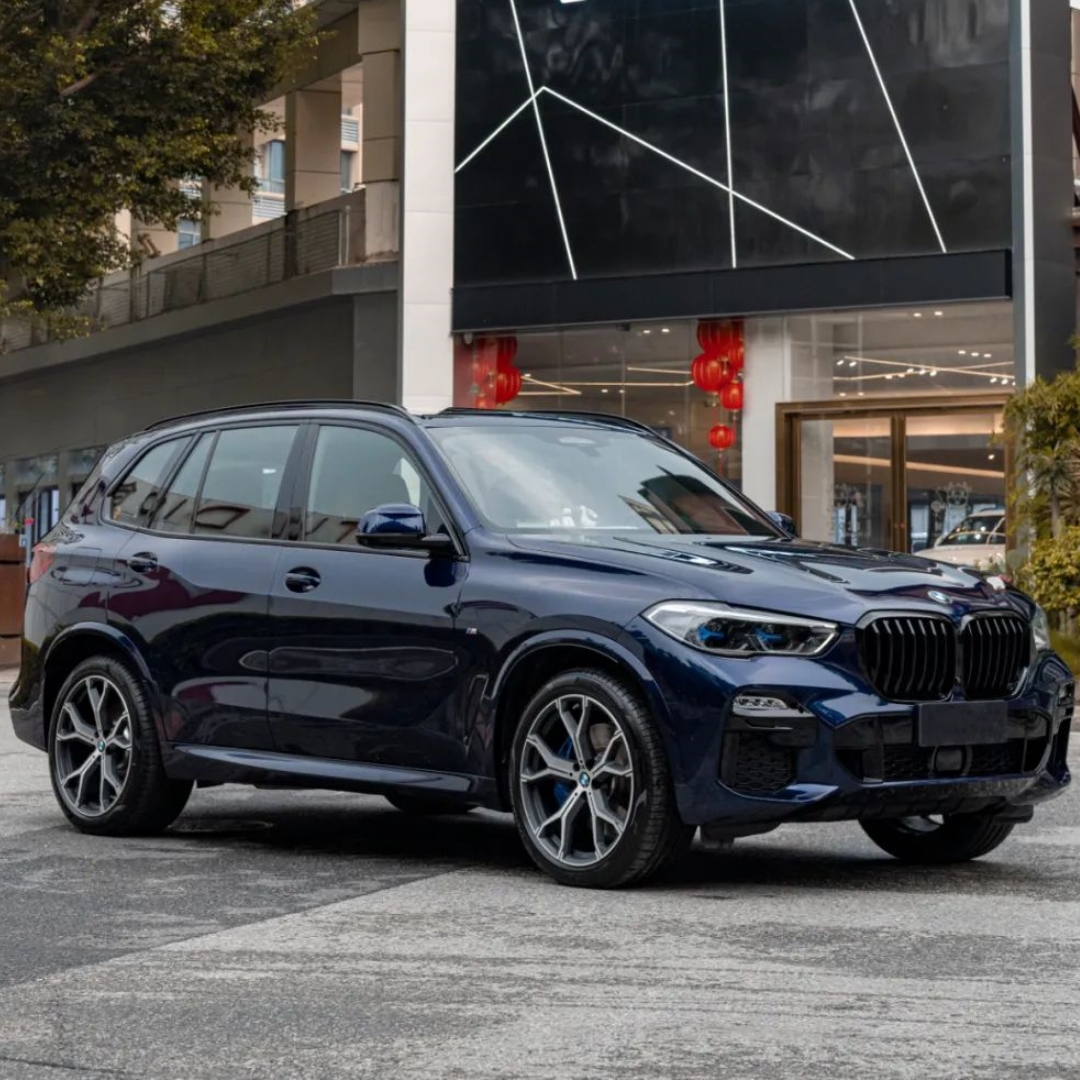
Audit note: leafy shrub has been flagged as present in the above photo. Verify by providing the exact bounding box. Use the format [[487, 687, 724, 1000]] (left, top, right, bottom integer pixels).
[[1018, 526, 1080, 623]]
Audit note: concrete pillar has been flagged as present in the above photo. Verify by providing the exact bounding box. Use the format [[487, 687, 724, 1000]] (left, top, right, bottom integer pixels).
[[285, 85, 343, 210], [741, 316, 835, 534], [1010, 0, 1075, 383], [398, 0, 455, 412], [202, 129, 255, 240], [361, 50, 400, 184]]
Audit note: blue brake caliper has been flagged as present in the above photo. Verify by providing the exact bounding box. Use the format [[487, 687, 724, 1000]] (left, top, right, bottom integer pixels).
[[552, 737, 575, 807]]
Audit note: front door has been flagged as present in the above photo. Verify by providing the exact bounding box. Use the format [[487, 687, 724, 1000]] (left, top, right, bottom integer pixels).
[[266, 423, 471, 771]]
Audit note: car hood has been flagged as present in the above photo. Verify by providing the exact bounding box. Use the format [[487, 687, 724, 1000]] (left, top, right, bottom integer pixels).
[[504, 532, 1027, 626]]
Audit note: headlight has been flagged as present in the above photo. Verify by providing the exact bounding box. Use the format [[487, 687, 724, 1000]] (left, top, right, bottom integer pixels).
[[1032, 605, 1051, 653], [643, 601, 839, 657]]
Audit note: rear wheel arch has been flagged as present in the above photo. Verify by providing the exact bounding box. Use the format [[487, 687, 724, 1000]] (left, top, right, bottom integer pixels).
[[491, 637, 669, 807], [42, 629, 154, 743]]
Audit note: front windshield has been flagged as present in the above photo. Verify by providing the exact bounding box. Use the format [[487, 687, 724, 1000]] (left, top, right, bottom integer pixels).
[[938, 514, 1005, 547], [428, 424, 778, 536]]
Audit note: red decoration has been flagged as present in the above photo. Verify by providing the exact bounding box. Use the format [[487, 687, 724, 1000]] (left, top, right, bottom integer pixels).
[[495, 337, 518, 366], [697, 321, 730, 357], [691, 354, 732, 394], [720, 380, 744, 411], [494, 360, 523, 405], [708, 424, 736, 451], [729, 322, 745, 372]]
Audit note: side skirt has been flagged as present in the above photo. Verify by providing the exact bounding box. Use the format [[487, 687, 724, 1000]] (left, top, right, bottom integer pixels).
[[164, 743, 501, 808]]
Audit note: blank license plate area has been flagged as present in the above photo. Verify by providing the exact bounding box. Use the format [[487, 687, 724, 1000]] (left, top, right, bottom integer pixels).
[[916, 701, 1008, 747]]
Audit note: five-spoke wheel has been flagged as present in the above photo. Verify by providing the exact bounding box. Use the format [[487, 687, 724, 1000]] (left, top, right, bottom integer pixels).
[[510, 669, 694, 888]]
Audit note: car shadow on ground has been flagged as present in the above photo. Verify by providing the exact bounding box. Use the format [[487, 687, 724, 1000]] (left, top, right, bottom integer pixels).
[[165, 799, 1055, 896]]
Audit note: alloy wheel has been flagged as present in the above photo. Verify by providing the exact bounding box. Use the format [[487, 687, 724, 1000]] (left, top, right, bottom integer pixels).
[[518, 693, 636, 868], [53, 675, 134, 818]]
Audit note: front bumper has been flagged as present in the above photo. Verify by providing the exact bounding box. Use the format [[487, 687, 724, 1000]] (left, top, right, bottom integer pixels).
[[626, 620, 1073, 828]]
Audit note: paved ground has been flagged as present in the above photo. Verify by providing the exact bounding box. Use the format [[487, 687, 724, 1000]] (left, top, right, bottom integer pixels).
[[2, 671, 1080, 1080]]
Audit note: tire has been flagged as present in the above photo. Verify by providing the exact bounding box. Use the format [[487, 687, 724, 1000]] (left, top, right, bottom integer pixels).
[[47, 656, 193, 836], [509, 668, 694, 888], [385, 794, 477, 815], [861, 814, 1014, 864]]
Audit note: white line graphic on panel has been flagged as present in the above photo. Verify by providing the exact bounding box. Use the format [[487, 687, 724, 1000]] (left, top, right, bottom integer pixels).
[[508, 0, 578, 279], [539, 88, 854, 261], [847, 0, 946, 253], [455, 93, 538, 173], [718, 0, 736, 267]]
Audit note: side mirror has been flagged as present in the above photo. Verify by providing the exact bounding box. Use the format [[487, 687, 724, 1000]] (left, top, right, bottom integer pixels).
[[768, 511, 798, 537], [356, 503, 455, 554]]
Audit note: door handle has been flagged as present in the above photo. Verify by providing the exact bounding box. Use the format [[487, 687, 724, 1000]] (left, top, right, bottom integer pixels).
[[127, 552, 158, 573], [284, 567, 321, 593]]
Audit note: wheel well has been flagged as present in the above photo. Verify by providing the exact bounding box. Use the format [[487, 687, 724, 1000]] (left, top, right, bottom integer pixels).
[[493, 643, 647, 806], [42, 634, 135, 739]]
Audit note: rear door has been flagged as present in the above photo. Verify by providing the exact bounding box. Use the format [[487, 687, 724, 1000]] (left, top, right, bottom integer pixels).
[[108, 423, 303, 750], [265, 422, 472, 770]]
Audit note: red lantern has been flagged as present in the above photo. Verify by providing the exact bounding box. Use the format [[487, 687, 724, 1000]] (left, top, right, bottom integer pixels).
[[494, 361, 523, 405], [471, 338, 498, 391], [708, 424, 736, 451], [691, 354, 732, 394], [697, 320, 730, 357], [720, 380, 744, 411], [728, 322, 745, 372], [495, 336, 518, 366]]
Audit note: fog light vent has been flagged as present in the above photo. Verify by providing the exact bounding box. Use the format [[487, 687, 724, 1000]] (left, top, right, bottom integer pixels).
[[732, 694, 811, 719]]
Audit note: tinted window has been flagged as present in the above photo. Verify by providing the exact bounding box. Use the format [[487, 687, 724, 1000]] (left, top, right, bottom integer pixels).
[[193, 426, 297, 540], [153, 433, 214, 535], [304, 426, 442, 546], [939, 515, 1006, 547], [110, 439, 185, 527], [428, 425, 777, 536]]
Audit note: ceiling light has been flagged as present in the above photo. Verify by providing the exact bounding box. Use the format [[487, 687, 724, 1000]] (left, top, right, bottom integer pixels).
[[601, 388, 609, 393], [661, 327, 670, 334], [988, 453, 997, 461], [619, 389, 625, 395], [934, 310, 944, 317], [857, 391, 865, 397], [930, 369, 938, 376], [524, 372, 532, 378], [959, 350, 967, 355], [885, 374, 894, 380], [913, 312, 923, 318], [836, 359, 845, 367], [984, 353, 992, 359], [906, 367, 915, 374], [642, 329, 652, 335], [990, 377, 998, 384], [848, 360, 857, 368], [919, 368, 927, 375]]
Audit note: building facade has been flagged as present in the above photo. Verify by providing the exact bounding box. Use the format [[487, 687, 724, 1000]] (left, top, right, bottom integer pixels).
[[0, 0, 1076, 559], [450, 0, 1076, 553]]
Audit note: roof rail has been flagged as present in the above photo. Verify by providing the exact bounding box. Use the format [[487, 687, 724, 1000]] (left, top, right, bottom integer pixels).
[[435, 408, 660, 436], [145, 399, 415, 432]]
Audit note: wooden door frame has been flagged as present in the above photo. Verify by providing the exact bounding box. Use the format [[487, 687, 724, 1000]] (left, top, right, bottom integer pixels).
[[775, 393, 1012, 549]]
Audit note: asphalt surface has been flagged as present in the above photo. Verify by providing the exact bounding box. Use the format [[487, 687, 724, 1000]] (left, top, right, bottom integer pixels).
[[2, 671, 1080, 1080]]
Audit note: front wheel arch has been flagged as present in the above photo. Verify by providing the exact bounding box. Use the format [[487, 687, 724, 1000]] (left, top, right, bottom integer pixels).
[[491, 636, 671, 810]]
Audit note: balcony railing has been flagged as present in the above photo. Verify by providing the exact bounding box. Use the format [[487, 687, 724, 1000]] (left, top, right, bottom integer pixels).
[[0, 187, 393, 354]]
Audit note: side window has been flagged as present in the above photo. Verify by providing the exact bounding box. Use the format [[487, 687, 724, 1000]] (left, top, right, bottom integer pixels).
[[304, 426, 444, 547], [193, 426, 298, 540], [153, 433, 214, 535], [109, 439, 186, 527]]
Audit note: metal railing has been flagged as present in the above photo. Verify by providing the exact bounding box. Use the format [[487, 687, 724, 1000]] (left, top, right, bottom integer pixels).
[[0, 188, 382, 353]]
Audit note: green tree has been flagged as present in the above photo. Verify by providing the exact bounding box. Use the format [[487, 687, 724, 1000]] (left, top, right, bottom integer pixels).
[[1004, 368, 1080, 540], [0, 1, 315, 330]]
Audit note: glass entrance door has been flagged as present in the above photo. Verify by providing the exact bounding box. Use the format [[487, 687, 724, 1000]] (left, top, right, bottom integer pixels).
[[798, 416, 895, 550], [779, 396, 1009, 554]]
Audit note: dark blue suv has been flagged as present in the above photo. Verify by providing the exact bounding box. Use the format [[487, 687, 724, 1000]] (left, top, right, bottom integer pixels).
[[9, 402, 1074, 887]]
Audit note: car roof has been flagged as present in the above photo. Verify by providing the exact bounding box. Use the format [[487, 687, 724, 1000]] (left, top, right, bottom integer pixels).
[[140, 401, 656, 438]]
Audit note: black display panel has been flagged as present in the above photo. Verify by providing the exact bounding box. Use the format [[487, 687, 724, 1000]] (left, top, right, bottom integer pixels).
[[454, 0, 1012, 288]]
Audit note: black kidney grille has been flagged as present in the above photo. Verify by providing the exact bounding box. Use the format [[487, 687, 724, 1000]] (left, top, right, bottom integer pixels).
[[961, 615, 1030, 699], [860, 617, 956, 702]]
